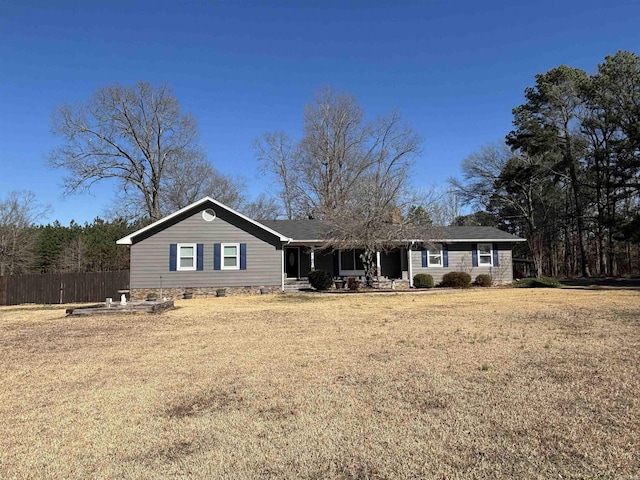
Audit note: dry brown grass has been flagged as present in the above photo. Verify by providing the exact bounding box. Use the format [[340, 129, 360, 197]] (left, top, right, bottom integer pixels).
[[0, 289, 638, 479]]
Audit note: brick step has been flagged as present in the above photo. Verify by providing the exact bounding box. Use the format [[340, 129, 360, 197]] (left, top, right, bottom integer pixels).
[[284, 279, 312, 291]]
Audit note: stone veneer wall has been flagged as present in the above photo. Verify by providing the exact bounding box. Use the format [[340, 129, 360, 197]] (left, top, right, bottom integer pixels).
[[131, 285, 281, 301], [334, 279, 411, 291], [375, 279, 411, 290], [132, 279, 411, 300]]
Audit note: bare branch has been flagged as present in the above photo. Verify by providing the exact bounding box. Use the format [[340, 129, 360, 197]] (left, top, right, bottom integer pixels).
[[49, 81, 216, 221]]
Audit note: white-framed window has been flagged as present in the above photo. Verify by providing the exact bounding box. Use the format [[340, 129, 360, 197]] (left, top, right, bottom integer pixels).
[[221, 243, 240, 270], [177, 243, 197, 271], [428, 249, 443, 267], [478, 243, 493, 266]]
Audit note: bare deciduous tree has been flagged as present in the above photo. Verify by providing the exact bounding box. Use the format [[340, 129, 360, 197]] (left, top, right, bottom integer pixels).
[[450, 141, 557, 277], [410, 187, 462, 226], [59, 236, 88, 273], [255, 87, 427, 286], [160, 159, 246, 214], [50, 81, 226, 221], [255, 88, 423, 219], [253, 131, 299, 219], [241, 194, 282, 221], [0, 191, 51, 276]]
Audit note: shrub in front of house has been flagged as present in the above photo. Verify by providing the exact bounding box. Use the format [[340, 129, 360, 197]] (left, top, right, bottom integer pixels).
[[413, 273, 434, 288], [474, 274, 492, 287], [308, 270, 334, 290], [440, 272, 472, 288], [347, 277, 360, 291], [514, 277, 560, 288]]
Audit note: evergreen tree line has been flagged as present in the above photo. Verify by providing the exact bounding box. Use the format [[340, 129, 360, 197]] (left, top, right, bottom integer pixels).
[[0, 208, 137, 276], [32, 219, 136, 274], [452, 51, 640, 278]]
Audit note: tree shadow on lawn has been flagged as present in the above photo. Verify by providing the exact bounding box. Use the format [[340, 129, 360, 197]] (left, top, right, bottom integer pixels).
[[560, 277, 640, 291]]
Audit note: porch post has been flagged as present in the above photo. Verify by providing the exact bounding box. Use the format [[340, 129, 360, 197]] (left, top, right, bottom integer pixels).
[[376, 251, 381, 276], [310, 248, 315, 270], [281, 246, 285, 292], [408, 243, 414, 287]]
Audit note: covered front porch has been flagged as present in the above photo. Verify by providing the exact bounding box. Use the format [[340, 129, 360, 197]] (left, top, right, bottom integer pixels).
[[283, 245, 410, 281]]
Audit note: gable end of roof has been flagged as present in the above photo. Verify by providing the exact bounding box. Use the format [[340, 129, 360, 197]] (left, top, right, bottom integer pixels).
[[116, 197, 291, 245]]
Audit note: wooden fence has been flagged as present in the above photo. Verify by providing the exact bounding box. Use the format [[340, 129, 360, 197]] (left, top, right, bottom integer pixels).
[[0, 271, 130, 306]]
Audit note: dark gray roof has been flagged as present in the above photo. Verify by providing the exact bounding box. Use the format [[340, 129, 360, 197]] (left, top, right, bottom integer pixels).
[[260, 220, 525, 242], [260, 220, 326, 240], [438, 226, 525, 241]]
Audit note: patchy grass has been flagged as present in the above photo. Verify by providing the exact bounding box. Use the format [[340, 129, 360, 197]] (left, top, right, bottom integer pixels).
[[0, 290, 638, 479]]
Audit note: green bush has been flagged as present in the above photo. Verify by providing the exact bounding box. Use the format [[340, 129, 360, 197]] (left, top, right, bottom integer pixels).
[[513, 277, 560, 288], [413, 273, 434, 288], [308, 270, 333, 290], [474, 274, 492, 287], [440, 271, 472, 288]]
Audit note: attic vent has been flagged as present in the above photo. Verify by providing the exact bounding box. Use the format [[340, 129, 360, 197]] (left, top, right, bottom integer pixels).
[[202, 209, 216, 222]]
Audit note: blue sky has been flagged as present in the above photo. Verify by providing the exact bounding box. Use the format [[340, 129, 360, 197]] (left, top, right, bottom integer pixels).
[[1, 0, 639, 225]]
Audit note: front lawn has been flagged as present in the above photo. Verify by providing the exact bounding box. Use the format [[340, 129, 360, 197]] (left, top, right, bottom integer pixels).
[[0, 289, 638, 479]]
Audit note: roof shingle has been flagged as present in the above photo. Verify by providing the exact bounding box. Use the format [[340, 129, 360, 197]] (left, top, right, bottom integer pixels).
[[260, 220, 524, 242]]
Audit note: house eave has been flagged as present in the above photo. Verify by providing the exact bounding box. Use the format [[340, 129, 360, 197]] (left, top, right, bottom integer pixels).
[[286, 239, 324, 245], [281, 237, 526, 246], [431, 238, 527, 243]]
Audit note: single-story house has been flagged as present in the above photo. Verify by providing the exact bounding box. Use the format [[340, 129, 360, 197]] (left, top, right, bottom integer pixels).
[[117, 197, 526, 299]]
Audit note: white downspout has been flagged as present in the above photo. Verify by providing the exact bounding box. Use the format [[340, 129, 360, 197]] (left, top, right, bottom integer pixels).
[[408, 242, 414, 288]]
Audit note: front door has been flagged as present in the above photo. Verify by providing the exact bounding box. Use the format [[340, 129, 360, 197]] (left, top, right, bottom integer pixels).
[[285, 247, 299, 278]]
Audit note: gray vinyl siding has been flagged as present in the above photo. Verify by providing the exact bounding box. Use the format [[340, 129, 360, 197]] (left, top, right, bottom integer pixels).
[[411, 242, 514, 284], [130, 210, 282, 289]]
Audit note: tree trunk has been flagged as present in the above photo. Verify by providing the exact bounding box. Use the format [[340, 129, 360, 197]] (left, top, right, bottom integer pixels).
[[361, 249, 376, 288], [566, 158, 590, 277]]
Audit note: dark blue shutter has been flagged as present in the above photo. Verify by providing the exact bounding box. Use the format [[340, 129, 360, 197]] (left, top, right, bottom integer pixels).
[[196, 244, 204, 271], [421, 250, 427, 267], [240, 243, 247, 270], [443, 244, 449, 267], [472, 243, 478, 267], [213, 243, 221, 270], [493, 243, 499, 266], [169, 244, 177, 271], [333, 251, 339, 276]]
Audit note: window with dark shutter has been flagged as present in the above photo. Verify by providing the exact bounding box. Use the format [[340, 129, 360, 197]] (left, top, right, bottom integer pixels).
[[169, 244, 177, 271], [472, 243, 479, 267], [197, 244, 204, 271], [213, 243, 221, 270], [240, 243, 247, 270]]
